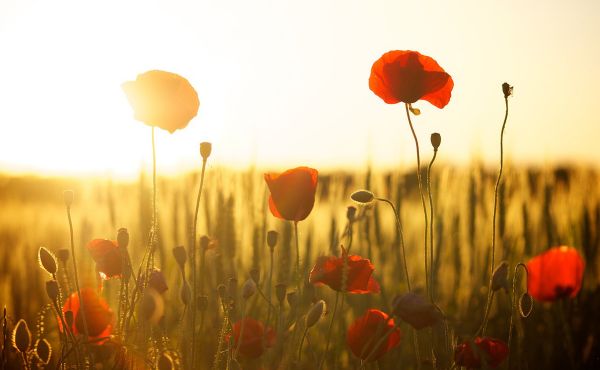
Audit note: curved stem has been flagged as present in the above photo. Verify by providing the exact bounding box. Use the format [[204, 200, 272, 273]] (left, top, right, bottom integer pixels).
[[480, 96, 510, 335], [298, 326, 309, 362], [405, 103, 429, 296], [318, 292, 340, 370], [191, 159, 208, 369], [427, 150, 438, 302], [376, 197, 411, 292]]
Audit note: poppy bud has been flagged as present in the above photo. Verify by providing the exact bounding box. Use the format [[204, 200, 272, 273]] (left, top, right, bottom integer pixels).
[[64, 310, 74, 329], [148, 269, 168, 294], [56, 248, 70, 262], [346, 206, 357, 222], [287, 291, 298, 307], [12, 319, 31, 353], [502, 82, 513, 99], [172, 245, 187, 268], [38, 247, 57, 275], [158, 353, 174, 370], [242, 278, 257, 300], [180, 281, 191, 305], [306, 300, 326, 328], [275, 283, 287, 305], [117, 228, 129, 248], [408, 105, 421, 115], [63, 190, 74, 208], [519, 293, 533, 318], [200, 141, 212, 160], [350, 190, 375, 204], [35, 338, 52, 365], [246, 269, 259, 285], [491, 261, 509, 292], [430, 133, 441, 150], [197, 295, 209, 311], [199, 235, 210, 250], [45, 280, 59, 303], [267, 230, 278, 249], [217, 284, 228, 300]]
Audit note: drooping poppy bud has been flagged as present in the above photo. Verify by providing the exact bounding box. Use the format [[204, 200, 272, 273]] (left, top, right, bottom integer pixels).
[[306, 300, 326, 328], [491, 261, 509, 292]]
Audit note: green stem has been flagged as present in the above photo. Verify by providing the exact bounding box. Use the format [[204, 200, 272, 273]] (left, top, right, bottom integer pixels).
[[405, 103, 429, 296], [427, 150, 438, 301], [376, 197, 411, 292], [481, 95, 509, 335]]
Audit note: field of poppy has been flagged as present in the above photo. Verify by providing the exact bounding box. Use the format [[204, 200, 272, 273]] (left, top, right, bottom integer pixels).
[[0, 51, 599, 370]]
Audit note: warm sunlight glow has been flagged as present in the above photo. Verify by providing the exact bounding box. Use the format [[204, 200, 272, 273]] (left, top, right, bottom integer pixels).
[[1, 0, 599, 178]]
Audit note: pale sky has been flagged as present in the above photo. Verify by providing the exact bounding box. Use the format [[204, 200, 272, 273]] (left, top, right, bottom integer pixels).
[[0, 0, 599, 178]]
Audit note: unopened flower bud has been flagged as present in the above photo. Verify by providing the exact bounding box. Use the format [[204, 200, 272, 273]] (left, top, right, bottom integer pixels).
[[267, 230, 278, 249], [306, 300, 326, 328], [172, 246, 187, 268], [275, 283, 287, 305], [346, 206, 357, 222], [430, 133, 441, 150], [197, 295, 208, 311], [502, 82, 513, 99], [249, 268, 260, 284], [56, 249, 70, 263], [491, 261, 509, 292], [519, 293, 533, 318], [200, 142, 212, 160], [63, 190, 74, 208], [242, 278, 257, 300], [148, 269, 168, 294], [350, 190, 375, 204], [45, 280, 59, 303], [12, 319, 31, 353], [117, 228, 129, 248], [35, 338, 52, 365], [38, 247, 57, 275]]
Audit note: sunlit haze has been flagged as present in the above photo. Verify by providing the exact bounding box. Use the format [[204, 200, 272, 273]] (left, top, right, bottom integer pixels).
[[1, 0, 599, 178]]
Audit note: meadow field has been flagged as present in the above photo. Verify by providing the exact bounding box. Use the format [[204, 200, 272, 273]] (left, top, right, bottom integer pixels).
[[0, 163, 598, 369]]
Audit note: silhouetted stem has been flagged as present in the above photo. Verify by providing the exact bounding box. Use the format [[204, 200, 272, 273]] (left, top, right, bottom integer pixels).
[[405, 103, 429, 296], [66, 204, 90, 342], [427, 150, 438, 301], [319, 292, 339, 370]]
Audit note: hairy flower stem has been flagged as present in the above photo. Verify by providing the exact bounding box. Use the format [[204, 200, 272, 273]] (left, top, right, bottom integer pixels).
[[427, 150, 438, 301], [376, 197, 411, 292], [405, 103, 429, 297], [508, 263, 528, 367], [319, 292, 340, 370], [480, 93, 510, 335], [191, 157, 208, 370], [66, 204, 90, 344]]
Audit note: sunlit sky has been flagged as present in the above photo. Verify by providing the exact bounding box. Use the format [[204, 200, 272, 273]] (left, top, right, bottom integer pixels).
[[0, 0, 599, 178]]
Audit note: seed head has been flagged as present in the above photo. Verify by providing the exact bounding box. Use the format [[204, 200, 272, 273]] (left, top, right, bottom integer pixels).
[[306, 300, 326, 328], [502, 82, 513, 99], [430, 133, 441, 150], [63, 190, 74, 208], [350, 190, 375, 204], [38, 247, 57, 275], [12, 319, 31, 353], [200, 141, 212, 160], [267, 230, 278, 249], [117, 228, 129, 248]]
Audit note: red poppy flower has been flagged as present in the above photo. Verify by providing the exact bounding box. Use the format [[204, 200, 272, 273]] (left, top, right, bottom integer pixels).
[[229, 318, 276, 358], [264, 166, 318, 222], [122, 70, 200, 133], [347, 309, 401, 361], [309, 248, 380, 294], [369, 50, 453, 108], [454, 337, 508, 369], [527, 246, 585, 302], [86, 239, 123, 280], [62, 288, 113, 338]]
